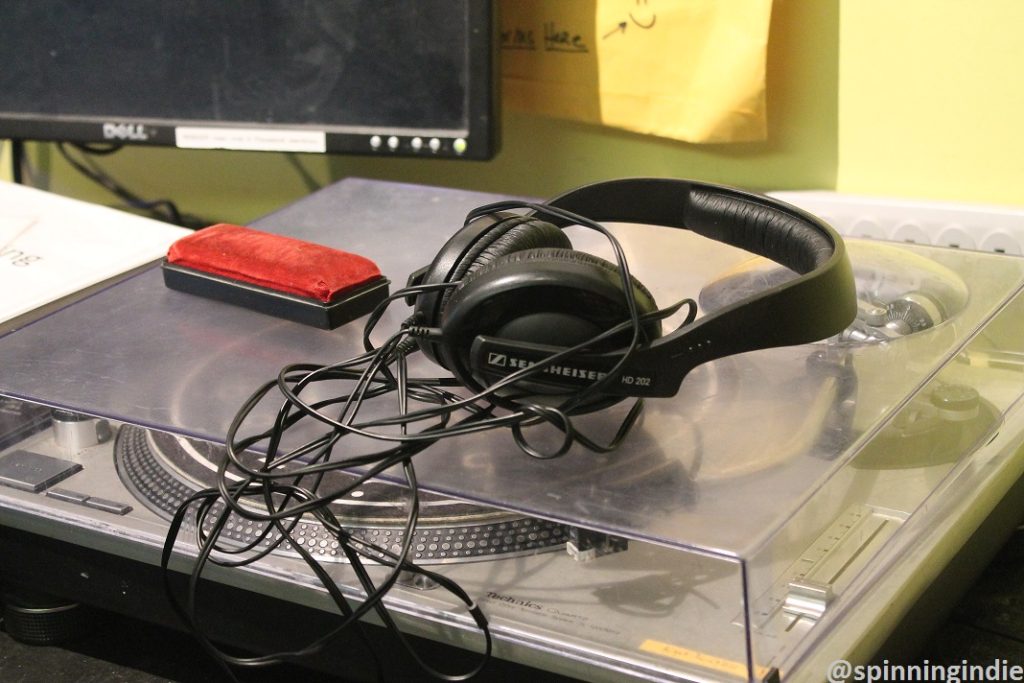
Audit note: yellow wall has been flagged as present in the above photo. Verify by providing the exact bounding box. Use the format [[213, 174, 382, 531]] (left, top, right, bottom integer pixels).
[[3, 0, 837, 224], [0, 141, 9, 181], [13, 2, 1023, 218], [837, 1, 1024, 205]]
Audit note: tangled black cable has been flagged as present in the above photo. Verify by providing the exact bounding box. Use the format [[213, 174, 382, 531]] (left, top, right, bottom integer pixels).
[[160, 202, 697, 681], [56, 141, 213, 229]]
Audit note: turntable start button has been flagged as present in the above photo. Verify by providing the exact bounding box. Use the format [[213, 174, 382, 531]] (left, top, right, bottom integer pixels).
[[81, 496, 133, 516]]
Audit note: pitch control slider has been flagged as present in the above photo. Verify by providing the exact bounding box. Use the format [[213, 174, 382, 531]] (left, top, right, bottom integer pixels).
[[744, 505, 904, 634]]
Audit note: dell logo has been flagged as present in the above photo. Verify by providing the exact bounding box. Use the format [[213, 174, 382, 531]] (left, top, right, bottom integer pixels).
[[102, 122, 149, 141], [487, 353, 507, 367]]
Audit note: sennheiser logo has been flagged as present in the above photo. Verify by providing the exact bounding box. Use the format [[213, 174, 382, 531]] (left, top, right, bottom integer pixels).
[[102, 122, 149, 141], [486, 353, 607, 381]]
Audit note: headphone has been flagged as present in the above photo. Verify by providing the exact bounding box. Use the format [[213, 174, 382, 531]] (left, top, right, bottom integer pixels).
[[166, 178, 858, 679], [408, 177, 858, 411]]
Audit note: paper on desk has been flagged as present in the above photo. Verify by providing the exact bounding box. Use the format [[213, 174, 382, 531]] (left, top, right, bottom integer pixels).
[[501, 0, 773, 143], [0, 181, 190, 323]]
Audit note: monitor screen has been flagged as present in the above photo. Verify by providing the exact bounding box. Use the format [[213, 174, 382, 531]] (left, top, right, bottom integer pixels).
[[0, 1, 497, 159]]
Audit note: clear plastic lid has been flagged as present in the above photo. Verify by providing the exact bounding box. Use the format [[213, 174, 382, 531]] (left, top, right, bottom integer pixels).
[[2, 179, 1023, 561]]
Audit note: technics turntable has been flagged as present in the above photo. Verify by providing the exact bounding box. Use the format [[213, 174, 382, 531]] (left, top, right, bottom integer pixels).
[[2, 180, 1024, 682]]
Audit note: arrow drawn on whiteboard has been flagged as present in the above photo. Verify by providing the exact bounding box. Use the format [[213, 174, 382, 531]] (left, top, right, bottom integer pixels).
[[603, 21, 627, 39], [604, 0, 657, 39]]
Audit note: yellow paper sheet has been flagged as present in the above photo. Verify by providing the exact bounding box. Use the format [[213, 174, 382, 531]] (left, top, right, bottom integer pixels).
[[501, 0, 773, 143]]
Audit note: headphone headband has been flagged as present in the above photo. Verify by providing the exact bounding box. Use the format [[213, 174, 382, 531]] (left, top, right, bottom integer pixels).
[[413, 177, 858, 402], [544, 178, 837, 274]]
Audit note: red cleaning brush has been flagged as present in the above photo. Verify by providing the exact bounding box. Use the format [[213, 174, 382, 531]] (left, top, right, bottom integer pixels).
[[162, 224, 389, 329]]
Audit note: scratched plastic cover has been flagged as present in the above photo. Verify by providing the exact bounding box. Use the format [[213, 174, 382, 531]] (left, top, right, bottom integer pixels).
[[2, 178, 1024, 562]]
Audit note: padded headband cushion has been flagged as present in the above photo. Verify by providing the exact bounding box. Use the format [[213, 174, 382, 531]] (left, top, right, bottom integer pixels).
[[686, 189, 833, 274], [543, 178, 837, 275]]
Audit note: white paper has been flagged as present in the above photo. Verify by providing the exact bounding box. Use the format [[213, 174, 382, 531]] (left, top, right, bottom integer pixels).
[[0, 181, 190, 323]]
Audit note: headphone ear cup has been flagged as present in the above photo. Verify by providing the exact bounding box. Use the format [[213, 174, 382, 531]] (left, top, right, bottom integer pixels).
[[437, 247, 661, 401], [414, 215, 570, 367], [438, 217, 570, 317], [465, 218, 571, 277]]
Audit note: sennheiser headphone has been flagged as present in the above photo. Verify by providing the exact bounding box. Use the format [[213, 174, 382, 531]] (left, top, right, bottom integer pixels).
[[407, 177, 858, 410], [166, 178, 858, 681]]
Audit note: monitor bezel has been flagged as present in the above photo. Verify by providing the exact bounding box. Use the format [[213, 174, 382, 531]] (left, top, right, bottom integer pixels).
[[0, 2, 498, 160]]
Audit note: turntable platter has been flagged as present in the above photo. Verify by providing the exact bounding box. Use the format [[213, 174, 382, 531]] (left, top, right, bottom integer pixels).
[[114, 425, 569, 564]]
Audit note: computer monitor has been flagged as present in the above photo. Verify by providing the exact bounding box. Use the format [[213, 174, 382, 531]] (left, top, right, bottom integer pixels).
[[0, 1, 497, 160]]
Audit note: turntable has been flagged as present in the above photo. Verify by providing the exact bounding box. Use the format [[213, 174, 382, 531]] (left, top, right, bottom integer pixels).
[[2, 179, 1024, 682]]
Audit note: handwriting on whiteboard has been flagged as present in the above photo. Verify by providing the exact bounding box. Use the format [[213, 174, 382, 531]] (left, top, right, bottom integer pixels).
[[501, 1, 658, 53], [501, 21, 589, 53]]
